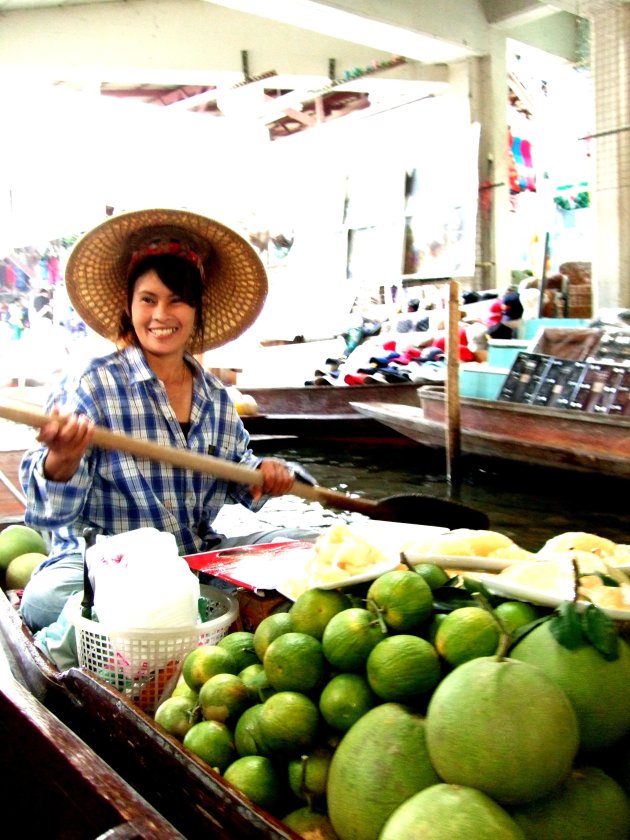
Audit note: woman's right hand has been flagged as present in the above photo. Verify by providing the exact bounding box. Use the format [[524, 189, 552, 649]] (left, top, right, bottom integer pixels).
[[40, 409, 95, 482]]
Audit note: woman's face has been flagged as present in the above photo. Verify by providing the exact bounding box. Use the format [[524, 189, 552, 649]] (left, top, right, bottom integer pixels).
[[130, 269, 196, 358]]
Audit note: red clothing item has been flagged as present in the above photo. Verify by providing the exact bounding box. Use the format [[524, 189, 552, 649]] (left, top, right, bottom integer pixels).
[[431, 328, 475, 362]]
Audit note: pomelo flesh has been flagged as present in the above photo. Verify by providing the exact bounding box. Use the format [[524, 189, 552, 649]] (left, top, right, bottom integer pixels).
[[327, 702, 440, 840], [380, 783, 526, 840], [426, 656, 579, 805]]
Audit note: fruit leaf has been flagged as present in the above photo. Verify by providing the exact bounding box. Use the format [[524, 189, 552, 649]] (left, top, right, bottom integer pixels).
[[549, 601, 585, 650], [580, 604, 620, 661], [431, 586, 477, 612]]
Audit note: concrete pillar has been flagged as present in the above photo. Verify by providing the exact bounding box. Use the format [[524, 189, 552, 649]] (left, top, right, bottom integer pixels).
[[468, 30, 510, 292], [591, 3, 630, 309]]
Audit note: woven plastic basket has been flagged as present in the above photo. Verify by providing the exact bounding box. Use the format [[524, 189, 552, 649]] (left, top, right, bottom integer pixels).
[[73, 584, 238, 713]]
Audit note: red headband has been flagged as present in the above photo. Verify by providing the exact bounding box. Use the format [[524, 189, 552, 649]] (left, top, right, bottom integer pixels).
[[127, 237, 205, 278]]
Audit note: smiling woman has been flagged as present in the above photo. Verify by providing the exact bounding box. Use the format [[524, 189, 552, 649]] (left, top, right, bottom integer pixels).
[[16, 208, 324, 658]]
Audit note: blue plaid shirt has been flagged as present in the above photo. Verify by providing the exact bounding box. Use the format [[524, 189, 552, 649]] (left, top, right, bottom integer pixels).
[[20, 345, 264, 567]]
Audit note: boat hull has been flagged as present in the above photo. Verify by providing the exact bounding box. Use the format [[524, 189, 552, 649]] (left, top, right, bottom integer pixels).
[[242, 382, 430, 444], [0, 584, 298, 839], [351, 386, 630, 478]]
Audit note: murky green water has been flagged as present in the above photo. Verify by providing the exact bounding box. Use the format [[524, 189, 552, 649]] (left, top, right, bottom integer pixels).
[[252, 440, 630, 552]]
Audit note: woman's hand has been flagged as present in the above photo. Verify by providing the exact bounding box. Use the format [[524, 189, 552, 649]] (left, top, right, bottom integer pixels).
[[251, 458, 295, 502], [39, 409, 95, 482]]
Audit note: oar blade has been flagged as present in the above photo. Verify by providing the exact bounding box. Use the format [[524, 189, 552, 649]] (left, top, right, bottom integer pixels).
[[371, 495, 489, 530]]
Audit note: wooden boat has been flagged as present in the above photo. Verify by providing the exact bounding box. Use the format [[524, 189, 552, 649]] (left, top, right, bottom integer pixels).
[[351, 384, 630, 479], [0, 518, 299, 839], [240, 381, 436, 444], [0, 672, 185, 838]]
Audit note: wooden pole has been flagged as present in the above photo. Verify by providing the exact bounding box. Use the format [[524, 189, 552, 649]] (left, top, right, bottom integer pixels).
[[445, 279, 462, 487]]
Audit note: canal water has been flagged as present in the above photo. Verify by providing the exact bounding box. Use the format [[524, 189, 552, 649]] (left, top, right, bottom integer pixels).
[[237, 440, 630, 553]]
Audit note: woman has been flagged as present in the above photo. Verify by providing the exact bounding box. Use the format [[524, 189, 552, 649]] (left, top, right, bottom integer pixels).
[[19, 208, 315, 636]]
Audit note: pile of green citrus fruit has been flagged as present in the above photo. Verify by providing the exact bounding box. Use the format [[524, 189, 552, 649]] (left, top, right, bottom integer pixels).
[[152, 564, 630, 840]]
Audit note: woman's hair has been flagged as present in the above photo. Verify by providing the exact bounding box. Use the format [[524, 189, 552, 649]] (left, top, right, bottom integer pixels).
[[117, 253, 205, 349]]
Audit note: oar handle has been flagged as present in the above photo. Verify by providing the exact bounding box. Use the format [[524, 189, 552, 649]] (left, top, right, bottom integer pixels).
[[0, 401, 365, 509]]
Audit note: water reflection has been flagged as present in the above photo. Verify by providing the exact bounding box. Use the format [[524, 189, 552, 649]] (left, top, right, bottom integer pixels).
[[252, 441, 630, 552]]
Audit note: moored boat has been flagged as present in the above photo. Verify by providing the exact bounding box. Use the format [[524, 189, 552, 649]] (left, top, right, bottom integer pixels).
[[351, 384, 630, 479], [240, 381, 437, 444]]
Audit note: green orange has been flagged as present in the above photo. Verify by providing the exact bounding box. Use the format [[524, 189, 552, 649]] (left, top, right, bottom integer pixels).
[[253, 612, 293, 661], [182, 644, 238, 691], [367, 569, 434, 632], [321, 608, 386, 671], [289, 587, 351, 639], [367, 635, 441, 701], [259, 691, 320, 755], [154, 695, 198, 740], [263, 632, 326, 692], [434, 606, 500, 667], [319, 672, 377, 732], [183, 719, 236, 772], [198, 673, 250, 725], [223, 755, 281, 811], [218, 631, 259, 671]]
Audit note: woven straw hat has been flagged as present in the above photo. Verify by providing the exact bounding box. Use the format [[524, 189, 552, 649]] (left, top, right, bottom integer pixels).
[[65, 208, 268, 353]]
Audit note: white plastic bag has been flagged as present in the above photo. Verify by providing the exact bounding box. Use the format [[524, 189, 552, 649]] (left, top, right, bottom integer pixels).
[[85, 527, 200, 630]]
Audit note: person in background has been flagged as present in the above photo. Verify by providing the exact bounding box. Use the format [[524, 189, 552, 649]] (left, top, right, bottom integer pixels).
[[19, 208, 319, 643]]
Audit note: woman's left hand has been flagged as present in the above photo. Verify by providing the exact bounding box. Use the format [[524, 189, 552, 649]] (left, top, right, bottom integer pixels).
[[251, 459, 295, 501]]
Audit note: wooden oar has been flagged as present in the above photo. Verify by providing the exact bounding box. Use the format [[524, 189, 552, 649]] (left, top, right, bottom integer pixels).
[[0, 402, 489, 530]]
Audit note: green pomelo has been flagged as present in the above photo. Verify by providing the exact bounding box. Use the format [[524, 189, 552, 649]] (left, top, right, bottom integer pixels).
[[327, 702, 440, 840], [282, 807, 339, 839], [426, 657, 579, 805], [0, 525, 47, 571], [509, 766, 630, 840], [511, 620, 630, 752], [380, 783, 526, 840], [289, 587, 351, 639], [5, 552, 46, 589]]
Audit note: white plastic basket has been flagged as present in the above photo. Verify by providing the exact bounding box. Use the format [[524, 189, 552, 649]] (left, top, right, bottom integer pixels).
[[73, 584, 238, 713]]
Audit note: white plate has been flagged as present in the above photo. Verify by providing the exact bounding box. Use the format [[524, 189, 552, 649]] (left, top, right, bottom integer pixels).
[[275, 556, 400, 601], [477, 573, 630, 621], [402, 552, 517, 572]]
